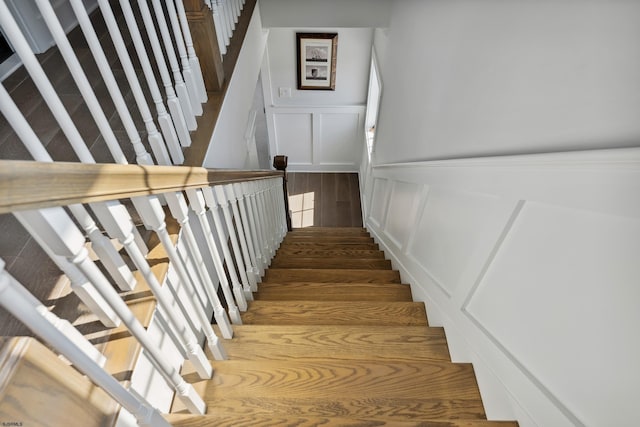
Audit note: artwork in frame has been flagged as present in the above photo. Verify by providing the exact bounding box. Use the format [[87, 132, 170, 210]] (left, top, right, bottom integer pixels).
[[296, 33, 338, 90]]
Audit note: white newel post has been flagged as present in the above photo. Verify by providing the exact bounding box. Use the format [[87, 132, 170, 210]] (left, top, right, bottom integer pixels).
[[202, 187, 249, 311], [0, 261, 171, 427], [186, 188, 243, 324], [174, 0, 208, 102], [129, 195, 227, 360], [165, 192, 233, 339]]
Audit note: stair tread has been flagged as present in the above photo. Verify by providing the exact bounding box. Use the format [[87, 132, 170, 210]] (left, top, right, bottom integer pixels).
[[263, 268, 401, 283], [174, 360, 484, 419], [211, 324, 449, 361], [269, 257, 392, 270], [166, 414, 518, 427], [254, 282, 412, 301], [242, 300, 427, 326], [275, 248, 385, 258]]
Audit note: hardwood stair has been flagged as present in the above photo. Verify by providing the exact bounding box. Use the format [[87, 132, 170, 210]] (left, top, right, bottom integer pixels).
[[167, 227, 519, 427]]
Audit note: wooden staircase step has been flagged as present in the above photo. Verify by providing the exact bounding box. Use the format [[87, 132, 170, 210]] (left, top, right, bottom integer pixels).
[[284, 235, 374, 243], [263, 268, 401, 283], [242, 301, 428, 326], [254, 282, 412, 301], [211, 325, 450, 361], [166, 414, 518, 427], [290, 226, 368, 234], [278, 241, 379, 250], [275, 248, 385, 259], [174, 360, 485, 419], [269, 257, 392, 270]]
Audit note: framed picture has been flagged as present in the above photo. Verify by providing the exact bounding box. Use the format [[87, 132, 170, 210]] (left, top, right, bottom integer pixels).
[[296, 33, 338, 90]]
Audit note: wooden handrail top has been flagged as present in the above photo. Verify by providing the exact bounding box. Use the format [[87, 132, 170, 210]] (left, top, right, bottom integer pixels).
[[0, 160, 282, 214]]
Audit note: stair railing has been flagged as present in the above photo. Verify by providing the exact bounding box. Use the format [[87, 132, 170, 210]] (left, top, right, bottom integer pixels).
[[0, 0, 209, 167], [0, 159, 287, 422]]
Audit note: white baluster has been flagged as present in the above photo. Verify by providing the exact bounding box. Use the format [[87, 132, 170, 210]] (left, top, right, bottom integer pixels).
[[225, 184, 258, 292], [213, 185, 254, 299], [149, 0, 197, 131], [185, 188, 243, 323], [174, 0, 208, 101], [166, 0, 203, 115], [129, 195, 226, 360], [218, 0, 232, 46], [0, 1, 92, 162], [239, 182, 266, 275], [91, 200, 217, 375], [0, 263, 171, 427], [210, 1, 227, 56], [202, 187, 248, 311], [256, 180, 276, 258], [34, 0, 126, 164], [13, 209, 122, 329], [118, 0, 184, 165], [135, 0, 192, 148], [96, 0, 171, 165], [270, 178, 287, 240], [68, 0, 153, 166], [165, 192, 233, 339], [232, 182, 261, 284], [0, 84, 137, 292], [231, 0, 240, 23], [244, 180, 270, 268], [0, 258, 106, 367]]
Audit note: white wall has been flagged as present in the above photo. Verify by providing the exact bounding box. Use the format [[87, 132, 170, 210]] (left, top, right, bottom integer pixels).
[[263, 27, 372, 171], [361, 147, 640, 427], [203, 3, 269, 168], [374, 0, 640, 164], [259, 0, 391, 28]]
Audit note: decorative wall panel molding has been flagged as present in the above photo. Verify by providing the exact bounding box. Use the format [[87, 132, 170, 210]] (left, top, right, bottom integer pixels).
[[361, 147, 640, 427], [266, 105, 365, 171]]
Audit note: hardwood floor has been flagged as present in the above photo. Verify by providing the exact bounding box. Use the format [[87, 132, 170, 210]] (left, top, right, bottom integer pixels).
[[287, 172, 363, 228]]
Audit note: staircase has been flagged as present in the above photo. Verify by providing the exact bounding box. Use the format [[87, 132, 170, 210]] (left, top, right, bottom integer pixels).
[[165, 226, 519, 427]]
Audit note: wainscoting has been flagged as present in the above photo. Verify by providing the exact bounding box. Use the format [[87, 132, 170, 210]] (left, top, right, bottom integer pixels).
[[360, 147, 640, 427], [266, 106, 365, 172]]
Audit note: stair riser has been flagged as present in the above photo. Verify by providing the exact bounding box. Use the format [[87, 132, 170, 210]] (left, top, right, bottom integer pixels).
[[255, 283, 412, 301], [275, 249, 385, 259], [269, 258, 392, 270], [263, 269, 401, 283]]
